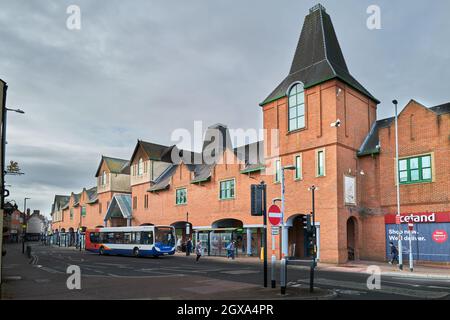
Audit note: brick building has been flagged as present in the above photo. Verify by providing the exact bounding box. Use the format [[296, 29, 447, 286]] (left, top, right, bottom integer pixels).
[[51, 4, 450, 263]]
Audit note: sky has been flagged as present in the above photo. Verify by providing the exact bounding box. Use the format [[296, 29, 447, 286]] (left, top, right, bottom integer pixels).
[[1, 0, 449, 217]]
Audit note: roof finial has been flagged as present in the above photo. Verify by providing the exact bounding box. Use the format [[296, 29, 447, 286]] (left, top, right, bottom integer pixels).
[[310, 3, 326, 13]]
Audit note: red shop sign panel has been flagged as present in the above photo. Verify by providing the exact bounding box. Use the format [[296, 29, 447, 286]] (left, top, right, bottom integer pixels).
[[384, 211, 450, 224]]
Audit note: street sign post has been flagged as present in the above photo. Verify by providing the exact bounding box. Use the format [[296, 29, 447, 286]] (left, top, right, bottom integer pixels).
[[268, 205, 281, 226], [268, 204, 281, 289], [250, 182, 267, 287], [408, 222, 414, 272]]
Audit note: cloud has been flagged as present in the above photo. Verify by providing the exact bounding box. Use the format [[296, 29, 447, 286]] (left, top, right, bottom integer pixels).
[[1, 0, 449, 216]]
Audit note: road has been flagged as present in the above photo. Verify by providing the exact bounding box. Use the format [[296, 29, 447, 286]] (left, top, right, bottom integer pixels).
[[2, 243, 450, 300]]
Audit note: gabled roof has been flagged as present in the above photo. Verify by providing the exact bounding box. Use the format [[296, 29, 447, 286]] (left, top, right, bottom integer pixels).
[[129, 140, 175, 164], [358, 101, 450, 156], [148, 164, 179, 192], [104, 193, 132, 221], [234, 141, 265, 173], [52, 195, 70, 212], [430, 102, 450, 115], [260, 4, 378, 106], [86, 186, 98, 204], [95, 156, 129, 177]]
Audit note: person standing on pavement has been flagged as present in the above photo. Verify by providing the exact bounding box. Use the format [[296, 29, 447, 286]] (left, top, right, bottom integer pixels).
[[186, 238, 192, 256], [195, 240, 203, 262], [389, 242, 399, 265]]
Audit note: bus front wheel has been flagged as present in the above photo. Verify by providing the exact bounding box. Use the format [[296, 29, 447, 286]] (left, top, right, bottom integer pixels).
[[133, 248, 140, 257]]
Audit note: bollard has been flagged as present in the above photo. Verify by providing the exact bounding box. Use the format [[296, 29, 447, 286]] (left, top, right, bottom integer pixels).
[[26, 245, 32, 259]]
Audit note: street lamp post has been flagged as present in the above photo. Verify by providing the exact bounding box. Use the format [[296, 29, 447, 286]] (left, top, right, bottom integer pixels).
[[1, 107, 25, 209], [280, 164, 296, 295], [393, 100, 403, 270], [22, 197, 30, 254], [186, 212, 190, 256]]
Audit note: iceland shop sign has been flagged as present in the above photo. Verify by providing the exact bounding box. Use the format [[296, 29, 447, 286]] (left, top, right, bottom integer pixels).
[[384, 212, 450, 262]]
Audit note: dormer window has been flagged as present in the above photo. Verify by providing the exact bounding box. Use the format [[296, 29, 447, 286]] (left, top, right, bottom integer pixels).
[[288, 83, 305, 131], [138, 158, 144, 176]]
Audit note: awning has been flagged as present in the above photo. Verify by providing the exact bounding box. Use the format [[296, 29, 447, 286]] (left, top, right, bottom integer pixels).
[[104, 193, 132, 221]]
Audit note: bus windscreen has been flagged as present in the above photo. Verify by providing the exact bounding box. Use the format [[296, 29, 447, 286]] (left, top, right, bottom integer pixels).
[[155, 227, 175, 247]]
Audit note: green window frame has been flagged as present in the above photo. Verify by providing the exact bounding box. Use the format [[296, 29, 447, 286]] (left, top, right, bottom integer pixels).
[[70, 208, 74, 220], [275, 160, 281, 183], [398, 155, 432, 184], [81, 206, 86, 217], [317, 150, 325, 177], [220, 179, 235, 200], [176, 188, 187, 205], [288, 83, 306, 131], [295, 155, 302, 180]]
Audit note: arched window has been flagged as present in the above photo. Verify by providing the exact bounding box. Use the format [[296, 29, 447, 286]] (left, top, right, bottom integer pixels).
[[102, 171, 107, 186], [288, 83, 305, 131], [138, 158, 144, 176]]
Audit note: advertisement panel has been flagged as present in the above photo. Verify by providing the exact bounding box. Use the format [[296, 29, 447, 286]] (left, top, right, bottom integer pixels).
[[385, 212, 450, 262]]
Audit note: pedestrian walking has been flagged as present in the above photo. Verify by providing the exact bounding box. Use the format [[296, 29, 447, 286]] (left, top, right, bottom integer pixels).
[[186, 238, 192, 256], [388, 242, 399, 265], [176, 237, 182, 252], [226, 241, 236, 259], [195, 240, 203, 262]]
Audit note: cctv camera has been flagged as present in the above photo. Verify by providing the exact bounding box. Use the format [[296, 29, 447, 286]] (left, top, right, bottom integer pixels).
[[331, 119, 341, 127]]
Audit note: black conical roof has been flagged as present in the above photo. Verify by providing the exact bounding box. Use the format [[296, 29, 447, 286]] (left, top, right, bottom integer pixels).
[[261, 4, 379, 106]]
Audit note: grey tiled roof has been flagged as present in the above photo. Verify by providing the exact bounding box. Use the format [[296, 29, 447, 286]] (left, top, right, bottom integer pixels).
[[148, 164, 179, 192], [86, 186, 98, 204], [430, 103, 450, 115], [95, 156, 130, 177], [261, 4, 378, 106], [131, 140, 174, 164], [52, 195, 70, 213], [358, 102, 450, 156]]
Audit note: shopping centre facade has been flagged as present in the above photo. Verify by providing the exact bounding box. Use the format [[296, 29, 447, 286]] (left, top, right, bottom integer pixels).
[[51, 4, 450, 264]]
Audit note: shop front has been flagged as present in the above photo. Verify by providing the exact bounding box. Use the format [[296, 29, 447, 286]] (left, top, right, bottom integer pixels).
[[194, 223, 263, 257], [384, 211, 450, 262]]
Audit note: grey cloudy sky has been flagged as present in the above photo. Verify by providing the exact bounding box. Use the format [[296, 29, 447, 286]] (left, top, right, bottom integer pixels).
[[2, 0, 449, 217]]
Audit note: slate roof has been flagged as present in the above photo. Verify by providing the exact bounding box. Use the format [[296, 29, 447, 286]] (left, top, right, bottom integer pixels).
[[148, 164, 179, 192], [95, 156, 130, 177], [430, 102, 450, 115], [52, 195, 70, 212], [130, 140, 175, 164], [86, 186, 98, 204], [260, 4, 378, 106], [358, 102, 450, 156]]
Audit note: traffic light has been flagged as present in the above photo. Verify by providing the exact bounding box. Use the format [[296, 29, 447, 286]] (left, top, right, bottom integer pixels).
[[250, 184, 264, 216], [302, 214, 312, 232]]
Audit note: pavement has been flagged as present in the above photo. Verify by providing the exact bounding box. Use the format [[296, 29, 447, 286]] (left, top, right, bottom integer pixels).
[[1, 243, 449, 300]]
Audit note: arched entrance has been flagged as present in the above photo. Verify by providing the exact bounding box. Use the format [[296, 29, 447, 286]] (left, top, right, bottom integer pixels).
[[347, 217, 357, 261], [209, 218, 244, 256], [286, 214, 309, 259], [171, 221, 193, 251]]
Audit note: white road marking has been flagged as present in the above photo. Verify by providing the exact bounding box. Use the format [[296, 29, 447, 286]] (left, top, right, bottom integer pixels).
[[296, 278, 449, 299]]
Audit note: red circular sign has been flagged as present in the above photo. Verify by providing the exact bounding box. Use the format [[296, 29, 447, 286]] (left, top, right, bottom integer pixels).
[[408, 223, 414, 231], [432, 230, 448, 243], [268, 205, 281, 226]]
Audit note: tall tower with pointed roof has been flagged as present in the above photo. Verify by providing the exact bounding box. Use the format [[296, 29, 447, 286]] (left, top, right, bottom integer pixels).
[[262, 4, 379, 264]]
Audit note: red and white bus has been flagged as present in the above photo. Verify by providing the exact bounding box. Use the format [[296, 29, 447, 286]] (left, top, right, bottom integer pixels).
[[85, 226, 176, 257]]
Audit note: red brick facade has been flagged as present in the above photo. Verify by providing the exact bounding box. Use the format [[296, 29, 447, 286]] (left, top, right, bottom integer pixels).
[[51, 5, 450, 264]]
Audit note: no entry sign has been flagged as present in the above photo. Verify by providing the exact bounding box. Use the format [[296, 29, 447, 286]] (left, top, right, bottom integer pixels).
[[268, 205, 282, 226]]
